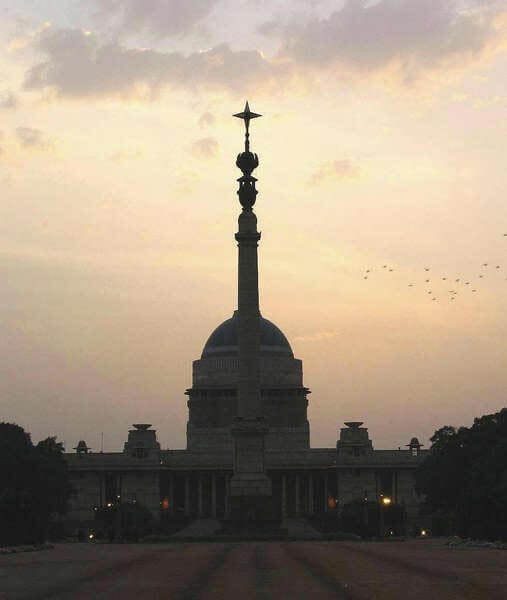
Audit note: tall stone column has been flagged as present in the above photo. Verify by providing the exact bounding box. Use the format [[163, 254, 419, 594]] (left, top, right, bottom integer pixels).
[[295, 474, 300, 516], [229, 102, 272, 521], [211, 474, 217, 518], [184, 476, 190, 517], [281, 474, 287, 519], [308, 473, 314, 515], [169, 474, 175, 516], [198, 475, 203, 517], [225, 475, 230, 518]]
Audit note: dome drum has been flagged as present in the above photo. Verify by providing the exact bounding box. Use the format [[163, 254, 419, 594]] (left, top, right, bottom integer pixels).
[[193, 356, 303, 388]]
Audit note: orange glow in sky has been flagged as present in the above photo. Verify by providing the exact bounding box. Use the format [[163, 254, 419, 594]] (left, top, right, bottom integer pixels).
[[1, 1, 507, 452]]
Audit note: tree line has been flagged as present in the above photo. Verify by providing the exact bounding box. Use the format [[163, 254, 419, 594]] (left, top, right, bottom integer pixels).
[[0, 422, 72, 546], [415, 407, 507, 540]]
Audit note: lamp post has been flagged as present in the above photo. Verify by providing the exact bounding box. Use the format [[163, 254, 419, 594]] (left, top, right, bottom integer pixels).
[[379, 495, 391, 537]]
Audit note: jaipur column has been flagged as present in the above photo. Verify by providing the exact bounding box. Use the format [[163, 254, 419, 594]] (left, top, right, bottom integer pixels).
[[229, 102, 272, 518]]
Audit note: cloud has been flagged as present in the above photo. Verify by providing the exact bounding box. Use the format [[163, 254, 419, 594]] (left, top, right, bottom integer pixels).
[[20, 2, 507, 102], [16, 127, 46, 148], [23, 28, 286, 98], [198, 111, 215, 128], [191, 136, 218, 158], [0, 91, 19, 109], [279, 0, 507, 84], [309, 159, 361, 185], [92, 0, 219, 37]]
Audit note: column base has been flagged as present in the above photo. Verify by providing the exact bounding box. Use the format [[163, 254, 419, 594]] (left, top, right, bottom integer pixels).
[[222, 494, 285, 536]]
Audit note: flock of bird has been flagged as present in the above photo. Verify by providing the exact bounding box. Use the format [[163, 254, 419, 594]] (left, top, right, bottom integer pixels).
[[362, 235, 507, 303]]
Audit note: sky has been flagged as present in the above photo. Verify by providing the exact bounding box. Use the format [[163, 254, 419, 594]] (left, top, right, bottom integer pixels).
[[1, 0, 507, 452]]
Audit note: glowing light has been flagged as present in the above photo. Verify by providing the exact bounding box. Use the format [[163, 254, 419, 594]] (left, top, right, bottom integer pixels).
[[107, 502, 112, 507], [89, 533, 94, 539], [161, 498, 170, 510], [382, 497, 392, 505], [421, 529, 427, 536]]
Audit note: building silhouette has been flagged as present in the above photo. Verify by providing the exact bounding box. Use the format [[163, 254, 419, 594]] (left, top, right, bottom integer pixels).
[[64, 104, 428, 536]]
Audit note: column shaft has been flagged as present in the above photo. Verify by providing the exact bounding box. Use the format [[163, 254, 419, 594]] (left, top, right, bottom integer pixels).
[[236, 211, 262, 419], [295, 474, 300, 516], [184, 476, 190, 517], [198, 475, 203, 517], [281, 474, 287, 519], [336, 470, 340, 518], [169, 474, 175, 515], [308, 473, 314, 515], [211, 474, 217, 518], [224, 475, 230, 517]]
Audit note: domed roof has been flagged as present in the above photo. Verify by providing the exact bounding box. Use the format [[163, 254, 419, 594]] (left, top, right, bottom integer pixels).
[[202, 311, 293, 358]]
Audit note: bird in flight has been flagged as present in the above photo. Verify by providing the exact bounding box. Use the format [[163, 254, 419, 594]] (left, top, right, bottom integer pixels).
[[425, 268, 430, 271], [483, 263, 488, 267]]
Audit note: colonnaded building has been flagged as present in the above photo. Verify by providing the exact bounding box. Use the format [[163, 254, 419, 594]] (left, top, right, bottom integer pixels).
[[64, 104, 428, 536]]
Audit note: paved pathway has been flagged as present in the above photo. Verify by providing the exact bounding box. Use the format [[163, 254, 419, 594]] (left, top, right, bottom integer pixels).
[[1, 540, 506, 599]]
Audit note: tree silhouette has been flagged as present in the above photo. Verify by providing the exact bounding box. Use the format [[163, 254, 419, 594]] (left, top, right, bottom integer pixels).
[[0, 423, 72, 545], [416, 409, 507, 540]]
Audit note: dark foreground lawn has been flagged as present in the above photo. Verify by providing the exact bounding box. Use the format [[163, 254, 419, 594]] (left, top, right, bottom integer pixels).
[[1, 538, 506, 600]]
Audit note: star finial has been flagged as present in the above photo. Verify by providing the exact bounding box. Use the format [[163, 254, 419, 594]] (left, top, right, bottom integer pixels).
[[234, 101, 261, 152], [234, 101, 262, 129]]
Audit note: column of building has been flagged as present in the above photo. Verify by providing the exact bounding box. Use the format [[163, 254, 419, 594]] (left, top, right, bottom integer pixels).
[[229, 103, 272, 517]]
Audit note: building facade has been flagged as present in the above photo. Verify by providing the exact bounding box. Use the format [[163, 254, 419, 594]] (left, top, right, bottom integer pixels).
[[64, 105, 428, 536], [65, 319, 427, 533]]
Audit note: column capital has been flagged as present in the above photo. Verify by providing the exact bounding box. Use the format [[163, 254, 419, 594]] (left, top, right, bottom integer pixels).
[[234, 101, 261, 211]]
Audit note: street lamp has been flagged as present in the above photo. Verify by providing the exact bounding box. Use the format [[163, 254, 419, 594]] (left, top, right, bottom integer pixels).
[[379, 495, 392, 536]]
